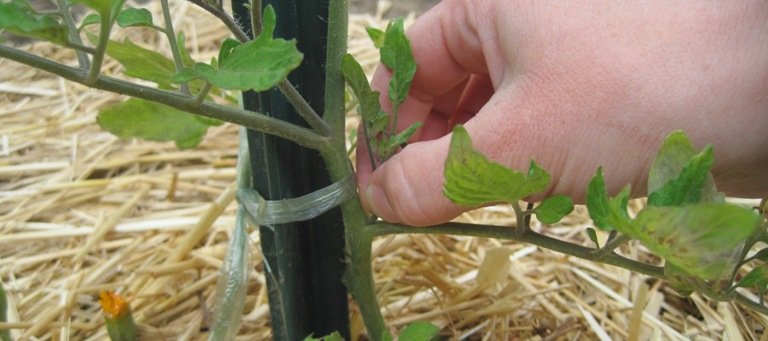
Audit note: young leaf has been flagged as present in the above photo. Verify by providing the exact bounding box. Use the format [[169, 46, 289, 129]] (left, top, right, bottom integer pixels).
[[647, 145, 715, 207], [79, 13, 101, 30], [443, 125, 550, 207], [171, 5, 302, 92], [586, 168, 632, 231], [586, 228, 600, 248], [0, 1, 67, 44], [116, 8, 154, 28], [72, 0, 125, 20], [103, 37, 177, 89], [97, 99, 213, 149], [398, 321, 440, 341], [366, 27, 385, 48], [303, 331, 343, 341], [380, 18, 416, 124], [630, 203, 760, 280], [533, 195, 574, 224], [647, 130, 722, 203], [737, 266, 768, 290], [664, 263, 696, 297], [377, 121, 422, 158], [217, 38, 242, 65]]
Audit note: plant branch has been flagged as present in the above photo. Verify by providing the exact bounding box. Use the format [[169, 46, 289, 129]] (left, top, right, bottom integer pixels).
[[0, 44, 328, 150], [56, 0, 89, 68], [188, 0, 249, 42], [194, 82, 213, 106], [248, 0, 262, 38], [160, 0, 189, 94], [367, 222, 665, 278], [323, 0, 348, 145], [735, 292, 768, 315], [591, 234, 632, 260], [277, 80, 331, 136], [512, 202, 529, 236], [85, 11, 112, 85]]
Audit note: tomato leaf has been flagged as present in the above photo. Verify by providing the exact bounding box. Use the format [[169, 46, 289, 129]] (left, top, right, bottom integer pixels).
[[0, 0, 67, 44], [647, 130, 723, 205], [533, 195, 574, 224], [116, 7, 154, 28], [79, 13, 101, 30], [171, 5, 302, 91], [303, 331, 343, 341], [629, 203, 760, 280], [443, 125, 550, 207], [72, 0, 125, 23], [380, 18, 416, 113], [103, 37, 177, 89], [398, 321, 440, 341], [97, 99, 213, 149], [586, 168, 632, 231], [737, 266, 768, 290], [648, 145, 715, 207], [586, 228, 600, 248], [366, 27, 385, 48]]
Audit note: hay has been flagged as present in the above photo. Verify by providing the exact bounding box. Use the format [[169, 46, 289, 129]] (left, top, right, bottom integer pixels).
[[0, 1, 765, 339]]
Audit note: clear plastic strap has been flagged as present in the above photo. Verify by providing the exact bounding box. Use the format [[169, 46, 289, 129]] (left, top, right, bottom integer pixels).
[[237, 174, 356, 226]]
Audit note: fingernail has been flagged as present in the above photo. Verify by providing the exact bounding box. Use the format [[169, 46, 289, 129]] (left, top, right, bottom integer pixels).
[[365, 184, 396, 221]]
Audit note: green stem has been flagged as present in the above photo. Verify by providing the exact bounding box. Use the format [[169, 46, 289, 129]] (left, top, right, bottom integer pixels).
[[194, 82, 213, 106], [64, 42, 97, 54], [0, 282, 9, 341], [160, 0, 189, 95], [591, 234, 632, 259], [249, 0, 262, 38], [85, 10, 112, 85], [188, 0, 250, 42], [735, 293, 768, 315], [512, 202, 528, 236], [367, 222, 665, 278], [0, 44, 327, 151], [323, 0, 348, 145], [56, 0, 89, 68], [278, 80, 331, 136]]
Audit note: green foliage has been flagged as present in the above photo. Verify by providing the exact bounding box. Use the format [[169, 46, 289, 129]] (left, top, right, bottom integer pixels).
[[586, 168, 632, 231], [171, 5, 303, 92], [71, 0, 125, 21], [303, 331, 344, 341], [647, 130, 723, 203], [380, 18, 416, 130], [342, 23, 421, 164], [116, 8, 154, 28], [0, 282, 8, 341], [398, 321, 440, 341], [648, 145, 715, 206], [630, 203, 759, 280], [443, 125, 550, 207], [103, 37, 177, 89], [586, 228, 600, 248], [366, 27, 385, 49], [79, 13, 101, 30], [737, 266, 768, 293], [533, 195, 574, 224], [0, 0, 67, 44], [97, 99, 215, 149]]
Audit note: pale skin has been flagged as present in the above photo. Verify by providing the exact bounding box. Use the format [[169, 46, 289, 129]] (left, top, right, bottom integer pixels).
[[356, 0, 768, 227]]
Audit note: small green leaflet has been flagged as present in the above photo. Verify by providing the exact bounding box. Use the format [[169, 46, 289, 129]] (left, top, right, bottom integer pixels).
[[737, 266, 768, 292], [647, 130, 723, 204], [398, 321, 440, 341], [104, 37, 177, 89], [116, 8, 154, 28], [71, 0, 125, 21], [586, 228, 600, 248], [585, 167, 632, 232], [380, 18, 416, 132], [366, 27, 385, 48], [303, 331, 343, 341], [533, 195, 574, 224], [380, 18, 416, 110], [629, 203, 760, 280], [443, 125, 550, 207], [172, 5, 303, 92], [79, 13, 101, 30], [648, 145, 715, 207], [0, 0, 67, 44], [97, 98, 214, 149]]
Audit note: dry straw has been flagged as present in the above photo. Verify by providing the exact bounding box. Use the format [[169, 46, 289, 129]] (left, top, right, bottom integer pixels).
[[0, 1, 764, 339]]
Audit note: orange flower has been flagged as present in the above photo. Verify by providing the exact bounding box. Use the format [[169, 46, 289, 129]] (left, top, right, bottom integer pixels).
[[98, 291, 130, 320]]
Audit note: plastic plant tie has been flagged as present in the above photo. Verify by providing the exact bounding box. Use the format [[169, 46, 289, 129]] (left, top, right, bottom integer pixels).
[[237, 174, 356, 226]]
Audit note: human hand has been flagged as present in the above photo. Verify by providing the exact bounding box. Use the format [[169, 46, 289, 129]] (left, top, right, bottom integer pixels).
[[356, 0, 768, 226]]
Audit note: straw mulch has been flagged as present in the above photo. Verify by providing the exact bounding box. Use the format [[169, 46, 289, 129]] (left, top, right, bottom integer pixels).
[[1, 1, 766, 340]]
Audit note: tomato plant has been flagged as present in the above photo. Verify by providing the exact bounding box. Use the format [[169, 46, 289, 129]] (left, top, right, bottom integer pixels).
[[0, 0, 766, 340]]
